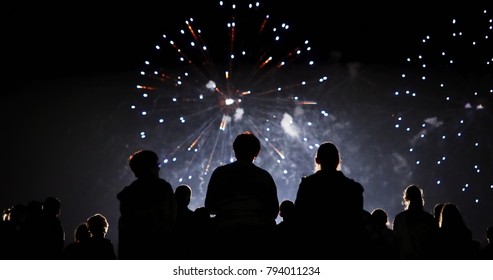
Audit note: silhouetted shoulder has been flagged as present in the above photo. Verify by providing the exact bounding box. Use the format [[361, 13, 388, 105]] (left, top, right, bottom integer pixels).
[[301, 170, 363, 193], [117, 178, 173, 200]]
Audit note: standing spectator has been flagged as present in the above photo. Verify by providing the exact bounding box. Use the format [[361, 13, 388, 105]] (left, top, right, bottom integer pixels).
[[63, 223, 90, 259], [205, 131, 279, 259], [437, 203, 479, 259], [174, 184, 197, 259], [86, 213, 116, 259], [117, 150, 176, 259], [392, 185, 438, 259], [31, 197, 65, 259], [368, 208, 397, 259], [294, 141, 365, 259], [275, 199, 297, 259]]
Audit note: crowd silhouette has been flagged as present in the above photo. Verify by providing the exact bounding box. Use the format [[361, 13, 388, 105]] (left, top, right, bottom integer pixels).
[[1, 131, 492, 260]]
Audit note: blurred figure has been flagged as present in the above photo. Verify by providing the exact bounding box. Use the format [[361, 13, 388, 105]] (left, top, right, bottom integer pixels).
[[63, 223, 90, 259], [191, 206, 213, 259], [86, 213, 116, 259], [294, 141, 365, 259], [117, 150, 176, 259], [437, 203, 479, 259], [368, 208, 397, 259], [275, 199, 297, 259], [28, 196, 65, 259], [174, 184, 197, 258], [392, 185, 438, 259], [205, 131, 279, 259], [0, 204, 28, 259], [175, 185, 194, 225]]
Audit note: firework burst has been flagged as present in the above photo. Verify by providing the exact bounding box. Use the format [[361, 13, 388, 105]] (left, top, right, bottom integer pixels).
[[130, 1, 335, 207]]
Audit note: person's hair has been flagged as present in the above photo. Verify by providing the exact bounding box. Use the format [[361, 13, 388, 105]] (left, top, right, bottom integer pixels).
[[129, 150, 160, 178], [315, 141, 341, 171], [86, 213, 109, 236], [439, 203, 466, 229], [74, 223, 91, 242], [371, 208, 389, 226], [233, 131, 261, 161], [402, 185, 424, 210], [433, 203, 445, 219]]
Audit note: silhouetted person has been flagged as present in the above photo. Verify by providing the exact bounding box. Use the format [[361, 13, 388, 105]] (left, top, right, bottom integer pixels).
[[275, 199, 297, 259], [117, 150, 176, 259], [63, 223, 90, 259], [479, 226, 493, 259], [368, 208, 397, 259], [437, 203, 479, 259], [192, 206, 213, 259], [174, 184, 197, 258], [205, 131, 279, 259], [392, 185, 438, 259], [30, 196, 65, 259], [278, 200, 295, 226], [175, 185, 194, 225], [294, 141, 364, 259], [0, 203, 28, 259], [21, 200, 43, 259], [86, 213, 116, 259]]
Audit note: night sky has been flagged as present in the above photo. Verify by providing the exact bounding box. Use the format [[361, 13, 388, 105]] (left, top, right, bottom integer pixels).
[[2, 1, 491, 248]]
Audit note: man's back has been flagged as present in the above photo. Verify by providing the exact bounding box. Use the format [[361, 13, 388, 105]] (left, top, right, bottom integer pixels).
[[203, 131, 279, 259], [393, 208, 438, 259], [205, 160, 279, 228], [293, 142, 365, 259], [294, 169, 364, 258], [295, 169, 363, 223], [117, 177, 175, 259]]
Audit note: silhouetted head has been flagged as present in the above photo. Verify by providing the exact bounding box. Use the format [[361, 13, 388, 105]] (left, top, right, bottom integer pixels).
[[129, 150, 161, 179], [233, 131, 261, 161], [371, 208, 389, 227], [43, 196, 61, 217], [86, 213, 109, 238], [439, 203, 466, 229], [403, 185, 424, 210], [74, 223, 90, 243], [315, 141, 341, 171], [279, 200, 295, 221], [175, 184, 192, 208]]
